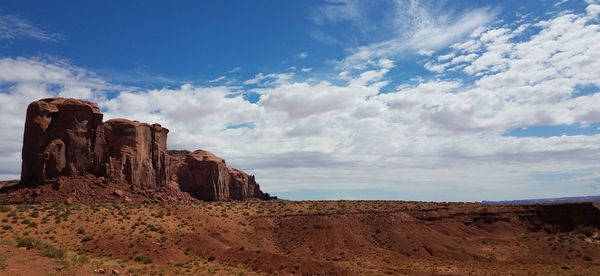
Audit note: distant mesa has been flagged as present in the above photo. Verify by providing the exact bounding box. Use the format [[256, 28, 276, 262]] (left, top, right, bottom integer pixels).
[[1, 97, 273, 203]]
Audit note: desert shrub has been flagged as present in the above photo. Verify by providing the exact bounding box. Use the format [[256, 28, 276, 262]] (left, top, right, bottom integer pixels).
[[0, 205, 11, 213], [80, 236, 93, 243], [134, 254, 153, 264], [15, 236, 64, 259], [77, 227, 85, 234], [207, 256, 216, 262], [2, 225, 12, 230], [574, 225, 596, 237], [147, 224, 160, 232], [16, 205, 30, 212], [16, 236, 36, 248], [39, 243, 65, 259]]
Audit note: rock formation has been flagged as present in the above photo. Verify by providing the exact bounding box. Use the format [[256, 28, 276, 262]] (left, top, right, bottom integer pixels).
[[169, 150, 271, 201], [16, 97, 271, 202], [229, 167, 267, 200], [21, 98, 103, 184], [93, 119, 170, 190]]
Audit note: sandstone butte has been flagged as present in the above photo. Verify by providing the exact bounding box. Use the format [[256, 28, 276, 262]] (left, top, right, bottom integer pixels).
[[5, 97, 272, 203]]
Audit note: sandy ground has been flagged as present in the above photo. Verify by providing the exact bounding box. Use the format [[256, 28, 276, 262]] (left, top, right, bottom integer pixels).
[[0, 200, 598, 275]]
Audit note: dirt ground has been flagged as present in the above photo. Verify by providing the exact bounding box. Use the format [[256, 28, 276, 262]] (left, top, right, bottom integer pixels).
[[0, 200, 598, 275]]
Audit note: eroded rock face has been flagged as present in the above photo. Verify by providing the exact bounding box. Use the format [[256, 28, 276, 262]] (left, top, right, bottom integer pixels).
[[93, 119, 170, 190], [21, 98, 103, 184], [169, 150, 231, 201], [169, 150, 270, 201], [229, 168, 269, 200], [20, 97, 270, 202]]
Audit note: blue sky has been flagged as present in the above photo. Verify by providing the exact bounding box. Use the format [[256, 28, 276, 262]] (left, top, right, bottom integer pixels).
[[0, 0, 599, 201], [2, 1, 336, 86], [2, 0, 589, 88]]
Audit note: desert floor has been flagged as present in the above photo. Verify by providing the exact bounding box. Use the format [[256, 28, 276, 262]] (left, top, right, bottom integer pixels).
[[0, 200, 598, 275]]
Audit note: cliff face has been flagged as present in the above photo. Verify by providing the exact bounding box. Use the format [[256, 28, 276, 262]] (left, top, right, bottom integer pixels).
[[229, 167, 269, 200], [169, 150, 231, 201], [18, 98, 270, 202], [168, 150, 270, 201], [21, 98, 103, 183], [93, 119, 170, 191]]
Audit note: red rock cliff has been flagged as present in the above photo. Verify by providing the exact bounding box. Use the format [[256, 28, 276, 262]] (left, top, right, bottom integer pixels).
[[21, 98, 103, 183], [93, 119, 170, 190], [19, 98, 271, 202], [169, 150, 271, 201]]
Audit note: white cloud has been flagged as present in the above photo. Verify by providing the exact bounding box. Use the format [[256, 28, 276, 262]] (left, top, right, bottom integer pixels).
[[296, 52, 309, 59], [243, 73, 268, 85], [423, 61, 448, 73], [1, 3, 599, 200], [0, 14, 61, 42], [554, 0, 569, 8], [243, 72, 293, 86], [226, 67, 241, 73], [310, 0, 367, 27], [587, 3, 600, 16], [437, 52, 455, 62], [208, 76, 226, 83], [339, 1, 498, 68]]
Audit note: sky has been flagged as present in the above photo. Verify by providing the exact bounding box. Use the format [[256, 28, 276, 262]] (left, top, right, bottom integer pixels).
[[0, 0, 599, 201]]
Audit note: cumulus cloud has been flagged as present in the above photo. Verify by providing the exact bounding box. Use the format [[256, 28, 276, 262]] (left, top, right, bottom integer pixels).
[[1, 3, 599, 200], [0, 14, 61, 42]]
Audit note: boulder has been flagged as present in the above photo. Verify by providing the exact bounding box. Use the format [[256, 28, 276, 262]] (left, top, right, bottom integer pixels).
[[21, 98, 103, 184], [113, 189, 124, 197]]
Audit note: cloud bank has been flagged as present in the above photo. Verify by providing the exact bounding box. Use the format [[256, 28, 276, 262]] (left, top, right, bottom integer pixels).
[[0, 3, 599, 201]]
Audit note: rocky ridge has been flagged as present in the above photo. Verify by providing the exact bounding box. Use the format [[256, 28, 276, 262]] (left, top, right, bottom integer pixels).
[[1, 98, 271, 203]]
